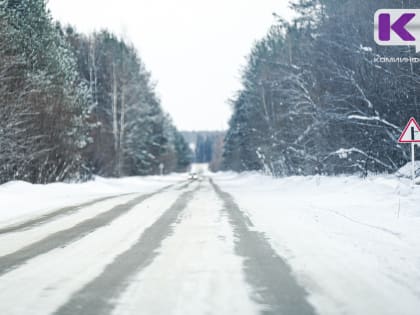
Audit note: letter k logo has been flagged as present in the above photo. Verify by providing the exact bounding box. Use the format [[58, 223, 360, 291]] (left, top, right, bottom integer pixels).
[[379, 13, 416, 41]]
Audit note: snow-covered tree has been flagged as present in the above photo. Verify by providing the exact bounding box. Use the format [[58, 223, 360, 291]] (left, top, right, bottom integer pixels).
[[65, 29, 191, 176], [223, 0, 420, 176], [0, 0, 92, 183]]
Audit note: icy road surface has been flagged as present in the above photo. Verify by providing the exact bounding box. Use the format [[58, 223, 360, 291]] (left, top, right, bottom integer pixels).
[[0, 172, 419, 315], [0, 176, 315, 315]]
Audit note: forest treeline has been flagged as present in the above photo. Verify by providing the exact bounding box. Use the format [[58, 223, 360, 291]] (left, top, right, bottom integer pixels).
[[222, 0, 420, 176], [0, 0, 191, 184], [182, 131, 225, 171]]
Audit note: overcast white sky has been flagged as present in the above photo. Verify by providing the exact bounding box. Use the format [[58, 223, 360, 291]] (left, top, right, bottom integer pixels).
[[47, 0, 294, 131]]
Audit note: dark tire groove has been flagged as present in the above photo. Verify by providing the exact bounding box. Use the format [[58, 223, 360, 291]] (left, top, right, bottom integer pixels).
[[0, 182, 182, 276], [0, 194, 133, 235], [53, 184, 199, 315], [210, 178, 317, 315]]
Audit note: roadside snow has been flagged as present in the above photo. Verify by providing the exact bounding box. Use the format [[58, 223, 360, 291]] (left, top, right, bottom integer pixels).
[[395, 161, 420, 179], [213, 172, 420, 315], [0, 175, 185, 227]]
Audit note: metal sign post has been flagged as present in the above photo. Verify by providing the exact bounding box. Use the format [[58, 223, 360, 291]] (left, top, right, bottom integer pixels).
[[398, 117, 420, 184], [412, 142, 415, 183]]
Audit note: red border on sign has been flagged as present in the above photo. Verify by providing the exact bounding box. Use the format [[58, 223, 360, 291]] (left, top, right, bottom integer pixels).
[[398, 117, 420, 143]]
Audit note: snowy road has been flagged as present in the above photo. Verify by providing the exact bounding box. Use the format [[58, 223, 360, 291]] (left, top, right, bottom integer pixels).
[[0, 177, 315, 315]]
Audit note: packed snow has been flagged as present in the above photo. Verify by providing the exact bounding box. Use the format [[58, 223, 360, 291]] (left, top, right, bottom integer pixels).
[[0, 182, 192, 315], [0, 175, 184, 228], [113, 183, 260, 315], [212, 172, 420, 315], [1, 170, 419, 315]]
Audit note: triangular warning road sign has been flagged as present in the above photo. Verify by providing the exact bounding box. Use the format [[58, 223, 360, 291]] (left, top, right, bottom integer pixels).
[[399, 117, 420, 143]]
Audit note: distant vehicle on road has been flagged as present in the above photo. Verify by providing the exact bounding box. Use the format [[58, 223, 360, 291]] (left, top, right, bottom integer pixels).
[[188, 172, 198, 180]]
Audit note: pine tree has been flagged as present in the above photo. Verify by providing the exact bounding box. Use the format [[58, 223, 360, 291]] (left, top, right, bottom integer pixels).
[[0, 0, 92, 183]]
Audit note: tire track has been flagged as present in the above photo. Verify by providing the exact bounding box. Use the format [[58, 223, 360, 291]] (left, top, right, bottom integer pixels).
[[0, 182, 182, 276], [53, 184, 200, 315], [0, 194, 133, 235], [210, 178, 317, 315]]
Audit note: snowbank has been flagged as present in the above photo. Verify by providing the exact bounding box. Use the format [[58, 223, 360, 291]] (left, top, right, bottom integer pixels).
[[0, 175, 185, 227], [213, 172, 420, 315], [395, 160, 420, 179]]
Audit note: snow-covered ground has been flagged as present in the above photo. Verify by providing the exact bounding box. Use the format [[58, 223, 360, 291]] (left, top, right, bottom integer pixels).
[[113, 182, 260, 315], [212, 172, 420, 315], [0, 182, 193, 315], [0, 175, 185, 227], [1, 171, 419, 315]]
